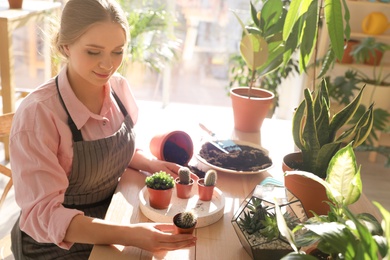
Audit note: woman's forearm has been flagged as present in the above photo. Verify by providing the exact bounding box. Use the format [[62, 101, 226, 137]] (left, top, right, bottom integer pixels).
[[64, 215, 128, 245]]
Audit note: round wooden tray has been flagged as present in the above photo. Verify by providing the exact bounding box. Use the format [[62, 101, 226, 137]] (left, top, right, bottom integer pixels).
[[139, 185, 225, 228]]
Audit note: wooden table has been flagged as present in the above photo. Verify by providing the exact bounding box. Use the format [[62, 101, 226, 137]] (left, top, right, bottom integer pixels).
[[89, 102, 382, 260], [0, 0, 61, 113]]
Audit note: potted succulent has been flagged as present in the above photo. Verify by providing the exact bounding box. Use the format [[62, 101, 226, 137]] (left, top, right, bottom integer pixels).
[[197, 169, 217, 201], [277, 144, 390, 259], [173, 210, 198, 235], [231, 183, 304, 259], [175, 167, 195, 199], [145, 171, 175, 209], [283, 78, 374, 217]]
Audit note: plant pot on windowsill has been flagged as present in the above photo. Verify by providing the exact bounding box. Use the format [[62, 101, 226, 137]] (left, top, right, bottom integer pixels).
[[8, 0, 23, 9], [338, 39, 360, 64]]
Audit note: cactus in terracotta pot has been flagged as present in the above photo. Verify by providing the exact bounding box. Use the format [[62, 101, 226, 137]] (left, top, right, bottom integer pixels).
[[197, 169, 217, 201], [204, 169, 217, 186], [175, 167, 194, 199], [178, 167, 192, 184], [173, 210, 198, 234]]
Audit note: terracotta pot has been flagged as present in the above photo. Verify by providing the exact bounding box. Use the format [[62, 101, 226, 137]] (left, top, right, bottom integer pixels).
[[338, 40, 360, 64], [149, 130, 193, 165], [230, 87, 275, 133], [8, 0, 23, 8], [364, 48, 384, 66], [283, 152, 330, 218], [197, 179, 214, 201], [173, 213, 197, 234], [175, 178, 194, 199], [147, 187, 173, 209]]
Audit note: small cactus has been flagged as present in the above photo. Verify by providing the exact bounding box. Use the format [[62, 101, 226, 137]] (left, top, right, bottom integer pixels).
[[178, 167, 192, 185], [204, 169, 217, 186], [176, 211, 197, 228]]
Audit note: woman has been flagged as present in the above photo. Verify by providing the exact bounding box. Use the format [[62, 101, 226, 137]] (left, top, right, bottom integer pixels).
[[9, 0, 196, 258]]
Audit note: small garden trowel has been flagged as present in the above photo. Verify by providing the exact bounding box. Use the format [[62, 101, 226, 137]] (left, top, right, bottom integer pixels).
[[199, 123, 242, 153]]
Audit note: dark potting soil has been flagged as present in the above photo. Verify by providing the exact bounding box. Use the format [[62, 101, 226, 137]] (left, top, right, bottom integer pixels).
[[199, 142, 272, 172], [163, 141, 190, 166]]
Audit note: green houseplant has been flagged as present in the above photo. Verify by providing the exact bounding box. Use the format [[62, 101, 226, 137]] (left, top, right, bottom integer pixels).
[[277, 144, 390, 259], [117, 0, 180, 84], [327, 38, 390, 165], [283, 78, 374, 216], [197, 169, 217, 201], [229, 0, 352, 132], [173, 210, 198, 234], [145, 171, 175, 209]]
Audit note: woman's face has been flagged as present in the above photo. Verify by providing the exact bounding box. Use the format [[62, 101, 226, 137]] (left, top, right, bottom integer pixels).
[[64, 21, 126, 89]]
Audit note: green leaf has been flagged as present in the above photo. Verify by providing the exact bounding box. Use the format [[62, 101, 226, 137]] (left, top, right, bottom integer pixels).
[[274, 198, 298, 252], [329, 85, 365, 140], [283, 0, 310, 41], [373, 202, 390, 259], [324, 0, 345, 60], [240, 34, 269, 71], [326, 144, 361, 206], [292, 99, 306, 150], [344, 207, 380, 259], [305, 222, 356, 256], [299, 0, 319, 72]]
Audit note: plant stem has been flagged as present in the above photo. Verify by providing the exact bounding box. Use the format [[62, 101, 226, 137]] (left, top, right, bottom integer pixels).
[[248, 68, 256, 99]]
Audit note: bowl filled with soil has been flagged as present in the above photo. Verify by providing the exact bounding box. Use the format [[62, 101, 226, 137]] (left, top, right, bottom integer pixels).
[[195, 140, 273, 174]]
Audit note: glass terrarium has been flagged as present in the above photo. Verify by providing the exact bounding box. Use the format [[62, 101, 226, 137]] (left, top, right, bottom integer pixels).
[[231, 182, 307, 260]]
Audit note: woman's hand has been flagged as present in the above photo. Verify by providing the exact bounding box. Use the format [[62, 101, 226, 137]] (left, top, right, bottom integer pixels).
[[129, 149, 181, 177], [124, 223, 196, 253], [147, 160, 181, 177]]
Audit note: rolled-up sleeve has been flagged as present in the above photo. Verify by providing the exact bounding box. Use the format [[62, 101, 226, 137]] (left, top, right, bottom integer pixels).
[[10, 105, 83, 249]]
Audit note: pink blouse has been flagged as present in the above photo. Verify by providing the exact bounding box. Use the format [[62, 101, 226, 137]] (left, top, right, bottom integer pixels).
[[9, 66, 138, 249]]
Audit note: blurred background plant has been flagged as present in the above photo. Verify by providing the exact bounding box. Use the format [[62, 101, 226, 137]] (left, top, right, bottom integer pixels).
[[117, 0, 181, 74]]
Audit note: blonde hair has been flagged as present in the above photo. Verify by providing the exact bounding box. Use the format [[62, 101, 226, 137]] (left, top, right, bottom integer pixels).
[[54, 0, 129, 58]]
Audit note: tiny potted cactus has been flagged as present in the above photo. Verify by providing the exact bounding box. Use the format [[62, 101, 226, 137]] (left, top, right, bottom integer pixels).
[[175, 167, 195, 199], [173, 210, 198, 234], [197, 169, 217, 201], [145, 171, 175, 209]]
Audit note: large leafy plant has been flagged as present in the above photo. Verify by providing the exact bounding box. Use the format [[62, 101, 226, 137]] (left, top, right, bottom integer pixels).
[[292, 79, 374, 178], [276, 144, 390, 259], [231, 0, 351, 97]]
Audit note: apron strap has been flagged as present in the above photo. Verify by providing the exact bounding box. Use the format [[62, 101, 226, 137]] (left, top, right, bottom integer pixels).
[[55, 76, 130, 142]]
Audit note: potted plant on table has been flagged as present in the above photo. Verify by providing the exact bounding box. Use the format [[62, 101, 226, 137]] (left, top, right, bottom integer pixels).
[[230, 0, 352, 132], [231, 181, 305, 259], [283, 78, 374, 217], [145, 171, 175, 209], [173, 210, 198, 235], [175, 166, 195, 199], [277, 144, 390, 259], [197, 169, 217, 201]]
